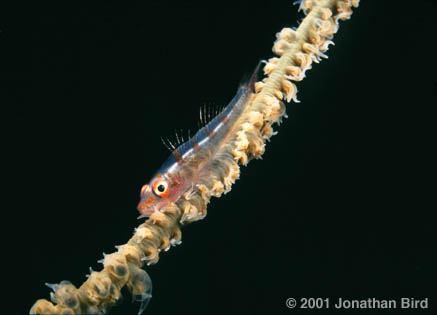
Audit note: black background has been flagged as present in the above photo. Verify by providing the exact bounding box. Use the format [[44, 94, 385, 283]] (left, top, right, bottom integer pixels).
[[2, 0, 437, 314]]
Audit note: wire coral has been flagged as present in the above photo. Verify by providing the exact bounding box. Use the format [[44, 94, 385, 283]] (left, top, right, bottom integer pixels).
[[30, 0, 359, 314]]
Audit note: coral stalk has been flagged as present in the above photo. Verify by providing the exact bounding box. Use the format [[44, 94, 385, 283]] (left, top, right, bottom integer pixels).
[[30, 1, 358, 314]]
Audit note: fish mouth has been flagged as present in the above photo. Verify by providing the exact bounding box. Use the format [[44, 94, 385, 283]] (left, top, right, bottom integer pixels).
[[137, 202, 150, 213], [137, 195, 156, 213], [136, 201, 149, 212], [137, 204, 154, 219], [137, 197, 159, 217]]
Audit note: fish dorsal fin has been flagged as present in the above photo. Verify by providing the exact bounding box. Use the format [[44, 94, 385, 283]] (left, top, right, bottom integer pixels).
[[197, 60, 262, 128], [160, 61, 262, 154], [160, 129, 192, 152], [199, 102, 226, 128], [160, 136, 176, 152]]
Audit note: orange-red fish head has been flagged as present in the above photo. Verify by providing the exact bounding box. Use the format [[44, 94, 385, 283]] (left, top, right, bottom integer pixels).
[[137, 175, 175, 216]]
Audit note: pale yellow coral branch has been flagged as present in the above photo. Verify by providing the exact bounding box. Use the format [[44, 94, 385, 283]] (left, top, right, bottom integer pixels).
[[30, 1, 358, 314]]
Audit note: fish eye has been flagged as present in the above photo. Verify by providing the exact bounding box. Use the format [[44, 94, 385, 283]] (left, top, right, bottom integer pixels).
[[152, 180, 169, 197]]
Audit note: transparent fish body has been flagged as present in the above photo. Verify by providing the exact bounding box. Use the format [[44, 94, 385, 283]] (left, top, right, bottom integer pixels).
[[137, 65, 260, 217]]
